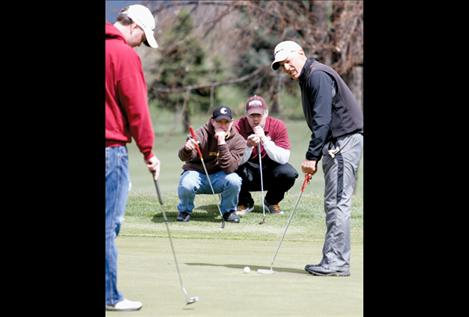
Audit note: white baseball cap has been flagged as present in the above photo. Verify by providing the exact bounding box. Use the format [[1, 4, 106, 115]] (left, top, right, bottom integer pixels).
[[125, 4, 158, 48], [271, 41, 302, 70]]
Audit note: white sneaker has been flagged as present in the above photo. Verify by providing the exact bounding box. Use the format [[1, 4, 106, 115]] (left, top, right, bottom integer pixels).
[[106, 298, 142, 311]]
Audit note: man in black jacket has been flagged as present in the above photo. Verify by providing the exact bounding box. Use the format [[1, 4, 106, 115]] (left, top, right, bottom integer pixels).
[[271, 40, 363, 277]]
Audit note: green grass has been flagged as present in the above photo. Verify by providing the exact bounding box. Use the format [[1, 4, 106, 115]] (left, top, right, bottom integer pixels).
[[108, 237, 363, 317], [106, 237, 363, 317], [122, 192, 363, 243], [121, 114, 363, 242]]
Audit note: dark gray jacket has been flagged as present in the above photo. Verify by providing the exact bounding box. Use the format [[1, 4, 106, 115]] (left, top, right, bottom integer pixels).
[[299, 58, 363, 161]]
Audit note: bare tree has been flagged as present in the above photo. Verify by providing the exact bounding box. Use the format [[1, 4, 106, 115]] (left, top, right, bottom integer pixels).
[[143, 0, 363, 117]]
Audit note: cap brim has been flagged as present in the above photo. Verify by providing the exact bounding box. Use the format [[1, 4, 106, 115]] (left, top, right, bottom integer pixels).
[[247, 108, 264, 115], [143, 28, 158, 48], [213, 115, 232, 121], [271, 54, 288, 70], [271, 50, 291, 70], [271, 61, 282, 71]]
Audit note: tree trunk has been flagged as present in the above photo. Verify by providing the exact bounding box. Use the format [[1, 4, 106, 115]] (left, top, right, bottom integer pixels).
[[312, 0, 332, 64], [183, 108, 190, 133], [181, 90, 191, 133], [343, 66, 363, 109], [269, 75, 281, 115]]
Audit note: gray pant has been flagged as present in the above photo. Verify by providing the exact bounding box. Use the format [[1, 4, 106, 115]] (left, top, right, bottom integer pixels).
[[320, 132, 363, 271]]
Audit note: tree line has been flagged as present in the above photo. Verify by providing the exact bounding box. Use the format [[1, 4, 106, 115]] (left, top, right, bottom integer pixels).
[[139, 0, 363, 132]]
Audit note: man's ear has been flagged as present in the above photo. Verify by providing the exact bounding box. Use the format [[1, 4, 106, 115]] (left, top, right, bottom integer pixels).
[[130, 22, 139, 33]]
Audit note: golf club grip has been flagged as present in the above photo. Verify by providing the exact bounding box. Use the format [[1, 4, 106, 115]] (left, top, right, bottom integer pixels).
[[301, 174, 312, 192], [189, 127, 198, 140], [154, 179, 164, 205], [189, 127, 204, 159]]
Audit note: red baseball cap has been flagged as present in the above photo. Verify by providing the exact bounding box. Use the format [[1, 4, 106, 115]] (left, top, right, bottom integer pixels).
[[246, 95, 267, 115]]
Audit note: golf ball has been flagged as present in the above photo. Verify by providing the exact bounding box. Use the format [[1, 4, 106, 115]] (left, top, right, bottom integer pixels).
[[243, 266, 251, 273]]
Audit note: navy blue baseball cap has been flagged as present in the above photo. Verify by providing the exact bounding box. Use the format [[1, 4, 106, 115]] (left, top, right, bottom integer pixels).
[[212, 106, 233, 121]]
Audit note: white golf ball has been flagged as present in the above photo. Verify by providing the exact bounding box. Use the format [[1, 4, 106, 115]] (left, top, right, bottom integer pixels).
[[243, 266, 251, 273]]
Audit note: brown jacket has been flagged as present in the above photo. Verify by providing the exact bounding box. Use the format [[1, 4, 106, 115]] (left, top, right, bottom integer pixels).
[[178, 120, 246, 174]]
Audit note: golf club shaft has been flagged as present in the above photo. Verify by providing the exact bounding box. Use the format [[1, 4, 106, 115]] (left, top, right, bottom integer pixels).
[[189, 127, 225, 228], [200, 158, 225, 228], [153, 178, 191, 302], [268, 189, 304, 270], [268, 174, 312, 270], [258, 142, 266, 221], [154, 176, 164, 205]]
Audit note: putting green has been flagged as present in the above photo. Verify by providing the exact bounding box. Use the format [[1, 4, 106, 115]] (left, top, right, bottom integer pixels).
[[107, 236, 363, 316]]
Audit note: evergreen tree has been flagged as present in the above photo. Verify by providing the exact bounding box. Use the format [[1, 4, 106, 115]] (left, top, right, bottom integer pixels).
[[148, 9, 221, 131]]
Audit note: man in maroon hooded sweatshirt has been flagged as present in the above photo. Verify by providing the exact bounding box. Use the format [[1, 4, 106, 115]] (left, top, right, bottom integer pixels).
[[105, 4, 159, 312]]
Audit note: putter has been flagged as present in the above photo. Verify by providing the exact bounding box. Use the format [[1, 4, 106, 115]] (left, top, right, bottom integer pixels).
[[153, 176, 199, 305], [258, 174, 312, 274], [189, 127, 225, 229], [258, 142, 267, 225]]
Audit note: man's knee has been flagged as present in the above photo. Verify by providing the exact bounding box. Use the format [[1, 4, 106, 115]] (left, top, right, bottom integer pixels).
[[236, 164, 254, 183], [225, 173, 242, 189], [274, 164, 299, 181], [179, 175, 199, 194]]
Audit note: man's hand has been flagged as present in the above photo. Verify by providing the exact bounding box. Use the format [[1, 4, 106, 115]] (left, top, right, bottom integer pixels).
[[184, 138, 197, 151], [214, 128, 227, 144], [253, 125, 265, 138], [253, 125, 271, 144], [212, 120, 232, 145], [301, 159, 317, 176], [246, 134, 260, 147], [145, 155, 160, 180]]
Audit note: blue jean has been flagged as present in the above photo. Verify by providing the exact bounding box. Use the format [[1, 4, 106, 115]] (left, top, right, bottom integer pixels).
[[177, 170, 242, 214], [105, 146, 129, 305]]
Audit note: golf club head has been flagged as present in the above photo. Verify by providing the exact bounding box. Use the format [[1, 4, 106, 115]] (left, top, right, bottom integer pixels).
[[258, 216, 266, 225], [185, 296, 199, 305], [257, 268, 274, 274]]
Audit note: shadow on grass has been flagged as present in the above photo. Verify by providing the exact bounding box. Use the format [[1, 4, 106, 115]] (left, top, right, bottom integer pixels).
[[185, 262, 306, 275], [151, 204, 224, 224]]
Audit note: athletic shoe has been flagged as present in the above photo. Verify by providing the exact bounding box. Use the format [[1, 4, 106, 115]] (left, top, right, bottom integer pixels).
[[223, 211, 240, 223], [106, 298, 143, 311], [177, 211, 191, 222], [236, 202, 254, 217], [263, 199, 285, 215], [304, 264, 350, 277], [304, 264, 322, 271]]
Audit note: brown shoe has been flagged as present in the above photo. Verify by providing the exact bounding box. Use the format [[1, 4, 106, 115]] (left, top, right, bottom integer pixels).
[[263, 200, 285, 215], [236, 203, 254, 217]]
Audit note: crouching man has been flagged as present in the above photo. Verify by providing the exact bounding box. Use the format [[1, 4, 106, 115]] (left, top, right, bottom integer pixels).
[[234, 95, 298, 216], [177, 106, 247, 223]]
